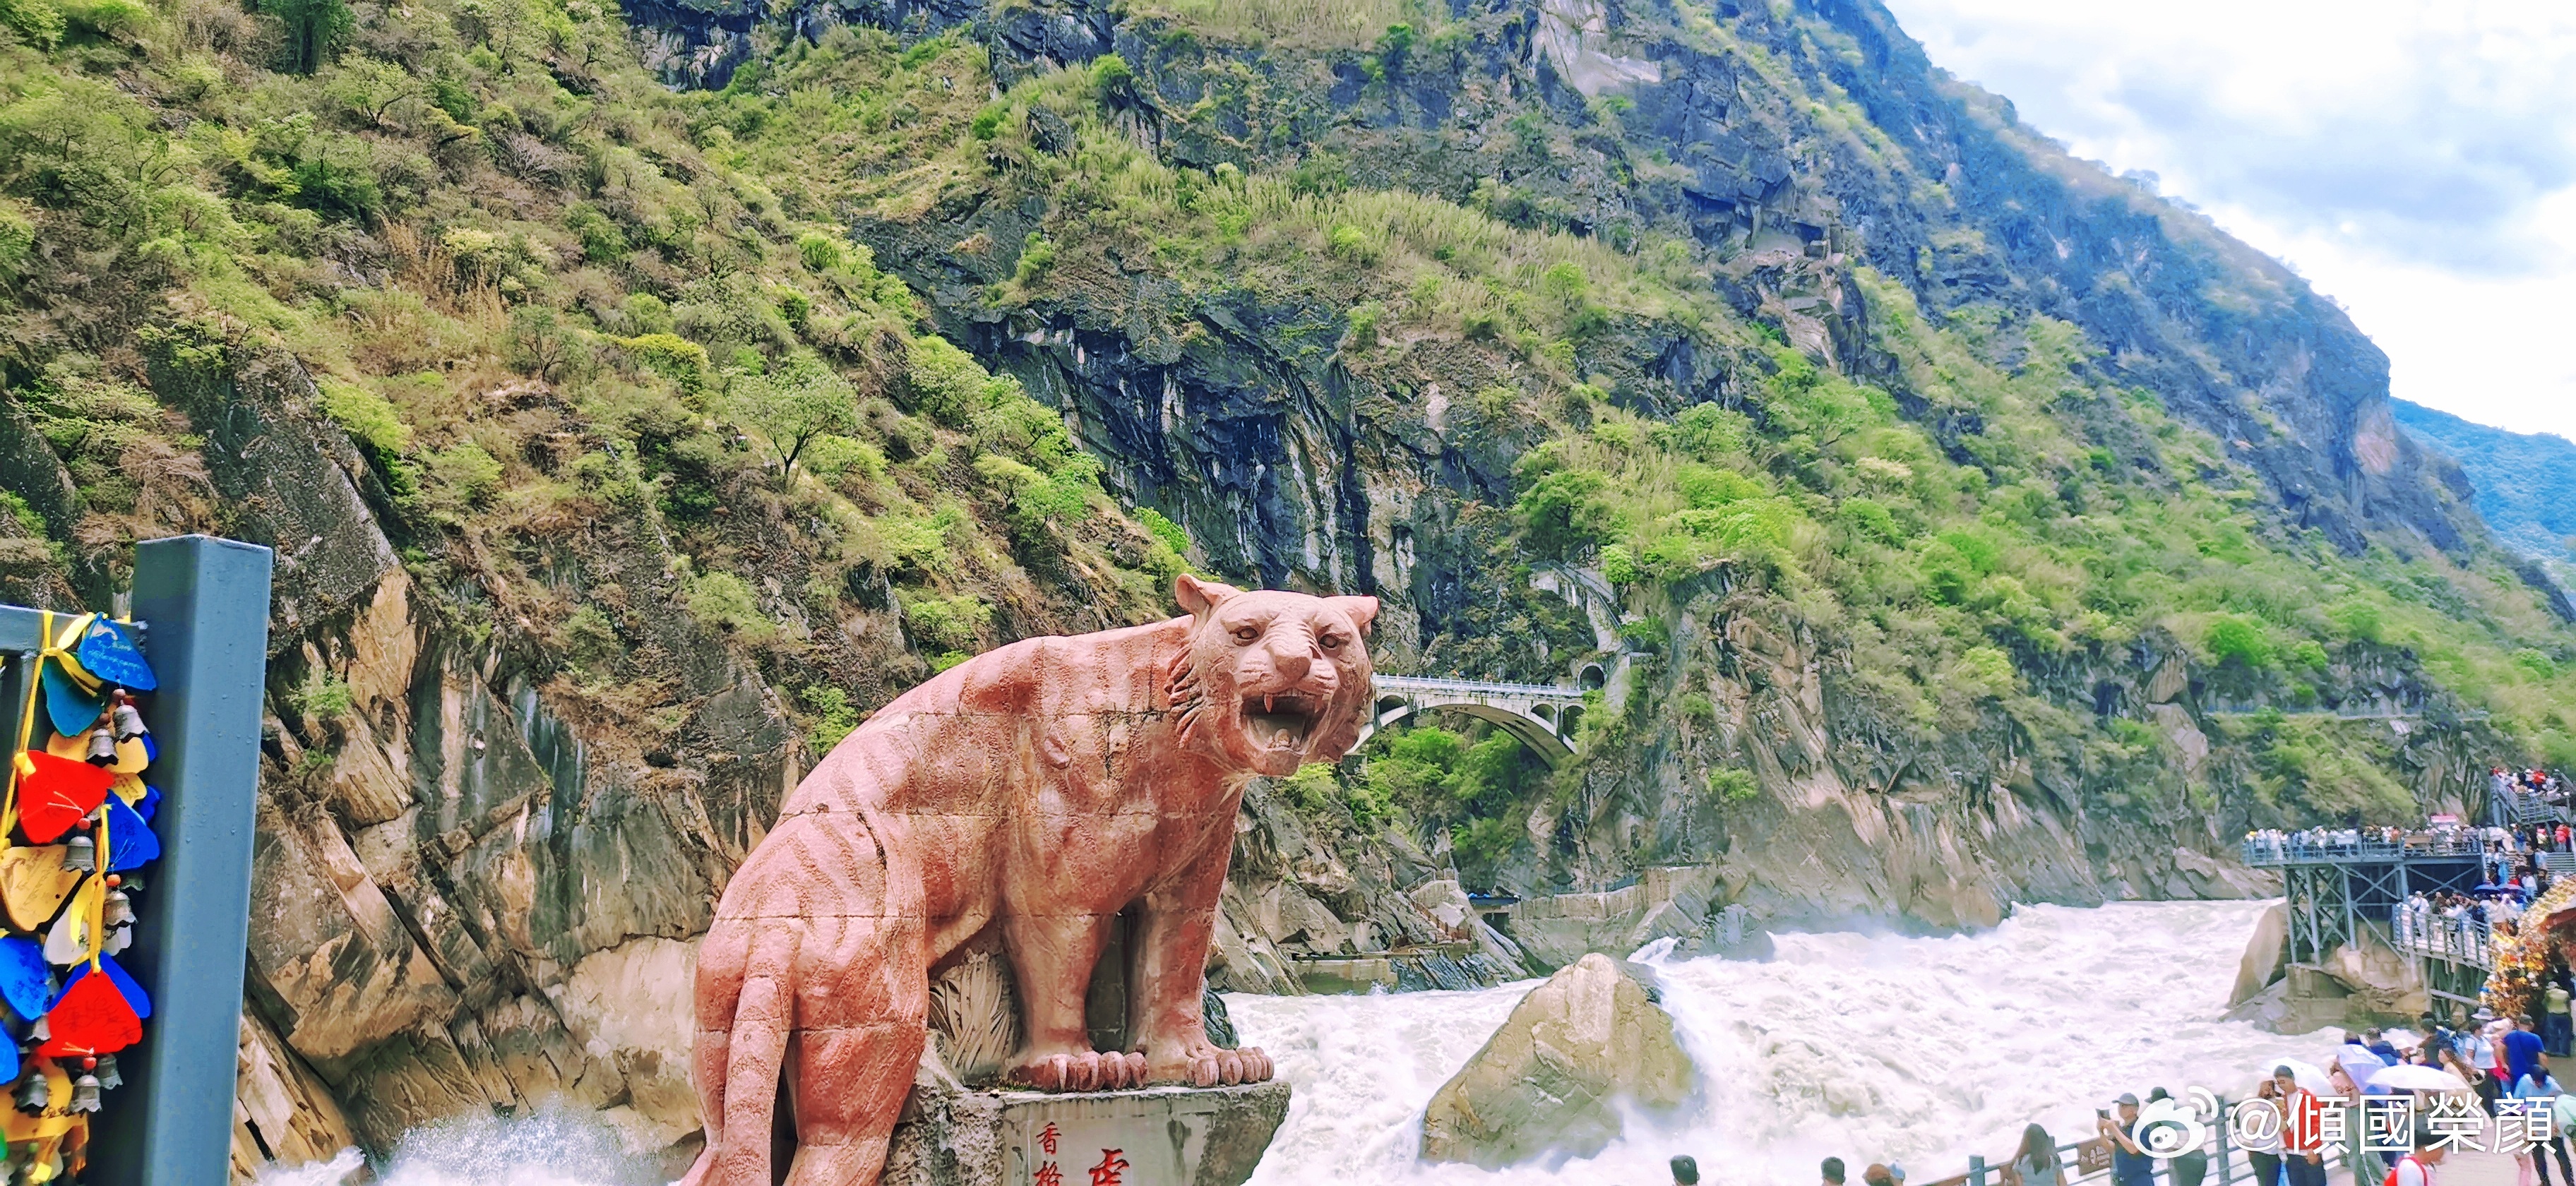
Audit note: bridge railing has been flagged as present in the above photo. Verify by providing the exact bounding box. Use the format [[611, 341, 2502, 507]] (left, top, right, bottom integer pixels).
[[1371, 674, 1582, 699]]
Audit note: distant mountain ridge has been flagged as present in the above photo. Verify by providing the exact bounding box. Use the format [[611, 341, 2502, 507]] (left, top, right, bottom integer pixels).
[[2392, 400, 2576, 562]]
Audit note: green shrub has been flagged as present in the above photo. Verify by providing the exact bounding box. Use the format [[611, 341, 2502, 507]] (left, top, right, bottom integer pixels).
[[2204, 615, 2273, 669], [688, 571, 775, 642], [1091, 53, 1133, 99], [56, 0, 145, 38], [289, 673, 354, 722], [318, 380, 419, 497], [1277, 763, 1338, 812], [0, 0, 63, 47], [424, 442, 503, 512], [615, 333, 711, 403], [2327, 598, 2383, 643], [804, 434, 886, 481], [1138, 508, 1191, 556], [1953, 646, 2017, 698], [906, 335, 1000, 426], [1842, 497, 1900, 544], [558, 605, 624, 673], [901, 592, 990, 654], [797, 231, 845, 272], [566, 205, 630, 262], [1707, 767, 1758, 803], [797, 684, 864, 750]]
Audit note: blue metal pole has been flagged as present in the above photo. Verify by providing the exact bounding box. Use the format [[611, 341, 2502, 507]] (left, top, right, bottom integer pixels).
[[85, 536, 274, 1185]]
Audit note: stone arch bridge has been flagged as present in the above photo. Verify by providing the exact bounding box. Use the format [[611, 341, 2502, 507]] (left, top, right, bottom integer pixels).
[[1358, 674, 1594, 768]]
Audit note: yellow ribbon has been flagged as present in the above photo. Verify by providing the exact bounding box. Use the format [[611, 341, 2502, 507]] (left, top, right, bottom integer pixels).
[[89, 803, 105, 974], [3, 613, 113, 967]]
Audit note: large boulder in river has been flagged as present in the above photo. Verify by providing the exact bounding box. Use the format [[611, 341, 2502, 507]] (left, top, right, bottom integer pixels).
[[1419, 953, 1695, 1168], [2231, 902, 2289, 1005]]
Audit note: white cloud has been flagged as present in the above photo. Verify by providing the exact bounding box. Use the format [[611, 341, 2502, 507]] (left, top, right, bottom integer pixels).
[[1878, 0, 2576, 439]]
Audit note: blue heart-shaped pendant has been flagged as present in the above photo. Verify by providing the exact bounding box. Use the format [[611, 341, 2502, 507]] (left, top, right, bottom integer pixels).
[[0, 937, 52, 1022], [39, 664, 103, 741], [76, 618, 155, 692], [105, 795, 157, 871]]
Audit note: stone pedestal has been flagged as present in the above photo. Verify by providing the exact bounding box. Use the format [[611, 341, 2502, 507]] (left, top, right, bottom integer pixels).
[[884, 1081, 1290, 1186]]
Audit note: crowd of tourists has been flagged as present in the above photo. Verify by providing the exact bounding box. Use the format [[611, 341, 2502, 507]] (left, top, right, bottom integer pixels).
[[2499, 768, 2571, 812], [1745, 1011, 2576, 1186], [2243, 824, 2497, 863]]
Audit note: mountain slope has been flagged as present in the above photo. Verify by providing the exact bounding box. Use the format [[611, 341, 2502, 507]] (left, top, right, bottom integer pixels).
[[1, 0, 2575, 1173], [2391, 398, 2576, 563]]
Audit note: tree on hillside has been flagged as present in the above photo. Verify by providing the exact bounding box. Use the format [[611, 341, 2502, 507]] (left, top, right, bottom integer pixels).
[[727, 354, 857, 486], [263, 0, 352, 73]]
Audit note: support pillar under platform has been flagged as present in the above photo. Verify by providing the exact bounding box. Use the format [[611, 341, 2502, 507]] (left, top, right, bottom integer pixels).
[[883, 1080, 1291, 1186]]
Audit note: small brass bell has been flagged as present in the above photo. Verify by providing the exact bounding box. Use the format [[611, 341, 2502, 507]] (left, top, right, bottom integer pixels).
[[66, 1074, 96, 1115], [110, 695, 144, 741], [102, 890, 131, 929], [13, 1070, 47, 1116], [83, 727, 113, 766], [61, 834, 93, 875], [93, 1054, 118, 1091]]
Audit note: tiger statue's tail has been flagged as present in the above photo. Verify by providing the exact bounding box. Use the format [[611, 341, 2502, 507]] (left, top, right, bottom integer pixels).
[[683, 808, 926, 1186]]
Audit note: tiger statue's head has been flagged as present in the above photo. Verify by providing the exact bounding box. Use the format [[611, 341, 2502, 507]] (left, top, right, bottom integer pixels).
[[1164, 575, 1378, 777]]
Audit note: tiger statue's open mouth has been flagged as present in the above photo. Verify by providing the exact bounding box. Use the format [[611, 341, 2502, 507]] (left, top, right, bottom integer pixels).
[[1241, 690, 1328, 755]]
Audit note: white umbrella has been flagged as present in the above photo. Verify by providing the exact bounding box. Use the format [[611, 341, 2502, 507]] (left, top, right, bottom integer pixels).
[[2339, 1045, 2387, 1076], [2369, 1064, 2471, 1093], [2276, 1060, 2338, 1094]]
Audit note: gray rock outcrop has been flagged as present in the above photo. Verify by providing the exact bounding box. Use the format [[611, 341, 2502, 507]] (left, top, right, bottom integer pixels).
[[1419, 954, 1695, 1168], [2231, 902, 2289, 1006]]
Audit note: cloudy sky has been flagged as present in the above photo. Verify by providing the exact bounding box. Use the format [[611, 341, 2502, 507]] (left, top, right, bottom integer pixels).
[[1876, 0, 2576, 441]]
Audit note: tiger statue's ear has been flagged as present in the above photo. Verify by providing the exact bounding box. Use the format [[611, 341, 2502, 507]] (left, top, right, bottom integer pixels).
[[1175, 574, 1244, 620], [1327, 595, 1379, 636]]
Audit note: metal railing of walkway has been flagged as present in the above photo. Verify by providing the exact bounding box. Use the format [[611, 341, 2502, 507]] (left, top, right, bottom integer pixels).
[[2240, 836, 2492, 866], [1928, 1096, 2400, 1186], [2391, 914, 2499, 968]]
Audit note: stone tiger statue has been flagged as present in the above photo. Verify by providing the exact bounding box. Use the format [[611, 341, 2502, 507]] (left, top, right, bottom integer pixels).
[[683, 575, 1379, 1186]]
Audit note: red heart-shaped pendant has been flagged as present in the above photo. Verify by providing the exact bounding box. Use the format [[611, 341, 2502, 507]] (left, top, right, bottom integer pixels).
[[18, 752, 112, 844], [38, 969, 139, 1057]]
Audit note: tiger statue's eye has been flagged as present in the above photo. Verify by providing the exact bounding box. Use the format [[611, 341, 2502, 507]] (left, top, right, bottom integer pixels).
[[1231, 625, 1260, 643], [1319, 633, 1346, 650]]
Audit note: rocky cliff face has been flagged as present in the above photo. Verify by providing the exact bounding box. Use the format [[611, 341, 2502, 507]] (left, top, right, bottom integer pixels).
[[0, 0, 2555, 1178], [820, 0, 2499, 925], [217, 0, 2545, 1168]]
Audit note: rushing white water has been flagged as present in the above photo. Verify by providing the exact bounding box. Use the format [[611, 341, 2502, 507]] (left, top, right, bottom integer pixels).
[[260, 899, 2335, 1186], [1236, 899, 2321, 1186]]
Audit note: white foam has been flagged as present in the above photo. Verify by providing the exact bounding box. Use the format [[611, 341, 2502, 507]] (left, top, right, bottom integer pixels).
[[1229, 899, 2329, 1185], [256, 899, 2332, 1186]]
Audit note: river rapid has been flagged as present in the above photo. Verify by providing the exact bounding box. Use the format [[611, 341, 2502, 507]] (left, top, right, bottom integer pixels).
[[261, 899, 2332, 1186]]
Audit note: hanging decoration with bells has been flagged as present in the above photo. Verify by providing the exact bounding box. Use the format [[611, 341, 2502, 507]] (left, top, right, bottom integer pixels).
[[0, 612, 161, 1183]]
